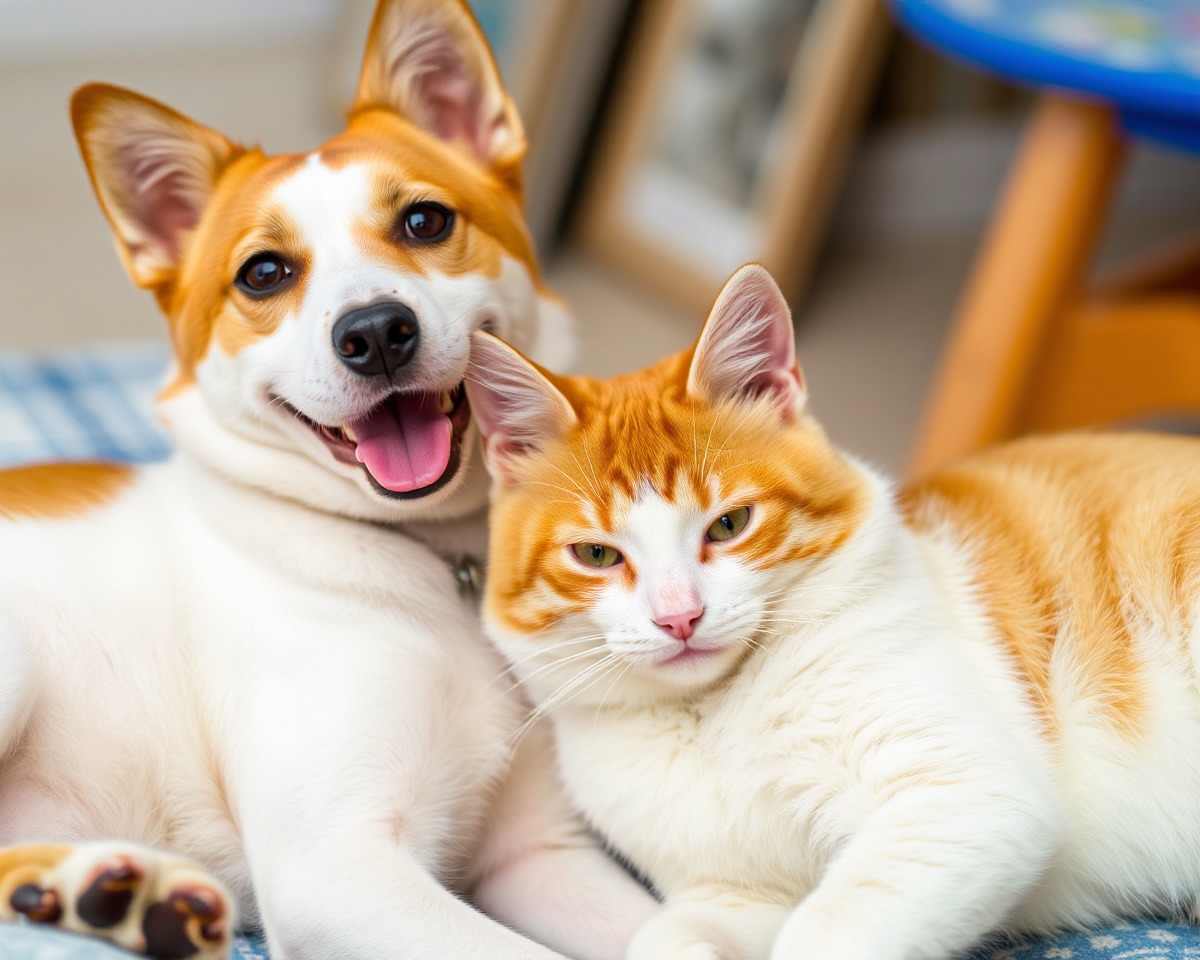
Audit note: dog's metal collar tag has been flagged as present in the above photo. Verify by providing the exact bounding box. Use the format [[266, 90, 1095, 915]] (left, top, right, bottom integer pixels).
[[452, 555, 484, 600]]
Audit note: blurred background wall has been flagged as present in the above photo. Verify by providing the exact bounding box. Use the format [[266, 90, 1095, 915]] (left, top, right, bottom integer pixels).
[[2, 0, 1199, 472]]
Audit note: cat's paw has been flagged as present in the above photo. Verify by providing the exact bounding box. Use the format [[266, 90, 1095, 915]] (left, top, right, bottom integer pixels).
[[0, 841, 233, 960]]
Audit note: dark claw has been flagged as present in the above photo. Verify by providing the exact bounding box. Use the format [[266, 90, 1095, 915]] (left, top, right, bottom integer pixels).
[[10, 883, 61, 923], [77, 862, 141, 928]]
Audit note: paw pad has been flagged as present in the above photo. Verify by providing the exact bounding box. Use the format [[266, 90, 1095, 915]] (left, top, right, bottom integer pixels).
[[144, 888, 226, 959], [78, 859, 142, 928], [9, 883, 61, 923]]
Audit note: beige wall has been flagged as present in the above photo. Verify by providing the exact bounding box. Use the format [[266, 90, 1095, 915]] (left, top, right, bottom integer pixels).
[[0, 3, 348, 352]]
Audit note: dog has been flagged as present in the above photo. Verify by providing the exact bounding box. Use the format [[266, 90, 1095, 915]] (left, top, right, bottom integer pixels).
[[0, 1, 659, 957]]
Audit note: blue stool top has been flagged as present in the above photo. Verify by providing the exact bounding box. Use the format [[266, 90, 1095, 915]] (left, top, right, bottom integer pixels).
[[891, 0, 1200, 152]]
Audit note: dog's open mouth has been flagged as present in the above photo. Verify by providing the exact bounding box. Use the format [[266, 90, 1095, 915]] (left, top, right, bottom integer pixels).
[[284, 383, 470, 499]]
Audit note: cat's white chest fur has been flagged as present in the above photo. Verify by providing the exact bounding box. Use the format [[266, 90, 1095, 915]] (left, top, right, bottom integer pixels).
[[554, 497, 1051, 906], [546, 492, 1200, 960], [555, 674, 828, 901]]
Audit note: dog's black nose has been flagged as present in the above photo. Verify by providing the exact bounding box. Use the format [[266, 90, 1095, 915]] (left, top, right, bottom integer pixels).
[[332, 302, 420, 379]]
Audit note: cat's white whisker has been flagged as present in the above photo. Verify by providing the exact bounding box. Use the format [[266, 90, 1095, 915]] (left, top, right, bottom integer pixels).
[[519, 479, 590, 501], [521, 656, 615, 721], [689, 400, 699, 474], [707, 405, 754, 471], [575, 438, 604, 502], [511, 655, 622, 745], [511, 644, 610, 686], [483, 640, 612, 709], [541, 460, 595, 502], [497, 635, 607, 677], [594, 660, 637, 727]]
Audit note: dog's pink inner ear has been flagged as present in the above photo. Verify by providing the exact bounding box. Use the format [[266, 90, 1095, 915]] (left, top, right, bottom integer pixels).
[[74, 86, 241, 290], [355, 1, 525, 171], [121, 145, 206, 262], [413, 47, 488, 155]]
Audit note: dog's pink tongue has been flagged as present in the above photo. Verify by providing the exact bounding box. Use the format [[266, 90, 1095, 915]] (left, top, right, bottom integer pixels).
[[352, 393, 452, 492]]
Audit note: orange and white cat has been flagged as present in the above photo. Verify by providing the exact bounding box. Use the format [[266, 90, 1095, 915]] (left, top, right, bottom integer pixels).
[[466, 262, 1200, 960]]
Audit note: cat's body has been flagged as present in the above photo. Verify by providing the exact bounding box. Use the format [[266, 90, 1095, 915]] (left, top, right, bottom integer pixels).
[[550, 434, 1200, 959], [465, 265, 1200, 960]]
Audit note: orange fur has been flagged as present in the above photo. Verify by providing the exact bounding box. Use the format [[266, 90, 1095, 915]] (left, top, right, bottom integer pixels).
[[485, 350, 870, 636], [352, 0, 526, 188], [903, 432, 1200, 736], [0, 844, 72, 920], [0, 463, 135, 521]]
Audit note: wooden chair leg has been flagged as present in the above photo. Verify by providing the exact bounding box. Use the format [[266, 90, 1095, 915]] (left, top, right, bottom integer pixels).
[[904, 96, 1126, 482]]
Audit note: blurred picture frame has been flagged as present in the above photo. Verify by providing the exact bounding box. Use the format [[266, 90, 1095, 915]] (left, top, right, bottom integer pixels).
[[578, 0, 887, 314]]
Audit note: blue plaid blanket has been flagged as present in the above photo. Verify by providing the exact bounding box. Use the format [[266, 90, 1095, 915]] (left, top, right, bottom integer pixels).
[[1, 346, 1198, 959], [0, 925, 268, 958], [3, 917, 1200, 960], [0, 342, 171, 467]]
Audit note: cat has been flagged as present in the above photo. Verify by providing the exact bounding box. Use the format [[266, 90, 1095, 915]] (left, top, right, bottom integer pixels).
[[462, 262, 1200, 960]]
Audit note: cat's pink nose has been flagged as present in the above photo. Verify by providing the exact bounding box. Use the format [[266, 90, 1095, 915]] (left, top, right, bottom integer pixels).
[[655, 607, 704, 641]]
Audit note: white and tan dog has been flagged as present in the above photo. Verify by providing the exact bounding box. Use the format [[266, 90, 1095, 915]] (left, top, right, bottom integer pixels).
[[0, 1, 658, 957]]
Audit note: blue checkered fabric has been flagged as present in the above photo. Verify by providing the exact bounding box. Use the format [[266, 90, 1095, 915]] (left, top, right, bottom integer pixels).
[[0, 923, 268, 958], [231, 935, 269, 959], [0, 342, 172, 467], [4, 919, 1200, 960], [971, 919, 1200, 959]]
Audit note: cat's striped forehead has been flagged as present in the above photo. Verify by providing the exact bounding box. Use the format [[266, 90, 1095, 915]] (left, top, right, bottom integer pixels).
[[547, 355, 848, 506], [488, 356, 872, 635]]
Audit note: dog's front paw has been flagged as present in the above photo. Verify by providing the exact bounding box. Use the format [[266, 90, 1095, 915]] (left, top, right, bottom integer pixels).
[[0, 841, 233, 959]]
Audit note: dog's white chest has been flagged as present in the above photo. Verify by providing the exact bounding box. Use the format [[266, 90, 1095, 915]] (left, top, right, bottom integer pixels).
[[0, 459, 521, 902]]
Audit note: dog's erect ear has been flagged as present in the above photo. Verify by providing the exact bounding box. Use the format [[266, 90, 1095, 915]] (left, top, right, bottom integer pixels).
[[72, 84, 241, 290], [466, 332, 576, 481], [687, 264, 806, 421], [353, 0, 525, 175]]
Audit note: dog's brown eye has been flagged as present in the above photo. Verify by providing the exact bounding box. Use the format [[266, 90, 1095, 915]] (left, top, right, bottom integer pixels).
[[236, 254, 292, 296], [402, 202, 453, 242]]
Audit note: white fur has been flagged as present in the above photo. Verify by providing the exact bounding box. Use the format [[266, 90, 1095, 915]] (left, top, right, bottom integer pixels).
[[486, 460, 1200, 960], [1, 149, 652, 959]]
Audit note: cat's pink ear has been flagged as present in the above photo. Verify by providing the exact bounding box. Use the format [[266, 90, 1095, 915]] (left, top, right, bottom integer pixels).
[[687, 264, 806, 420], [466, 331, 577, 479]]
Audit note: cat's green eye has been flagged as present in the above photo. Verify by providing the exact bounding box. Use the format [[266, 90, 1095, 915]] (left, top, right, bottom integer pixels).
[[572, 543, 624, 568], [706, 506, 751, 543]]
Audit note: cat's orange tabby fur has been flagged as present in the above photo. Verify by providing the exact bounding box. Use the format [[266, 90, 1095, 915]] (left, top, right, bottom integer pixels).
[[465, 263, 1200, 960]]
